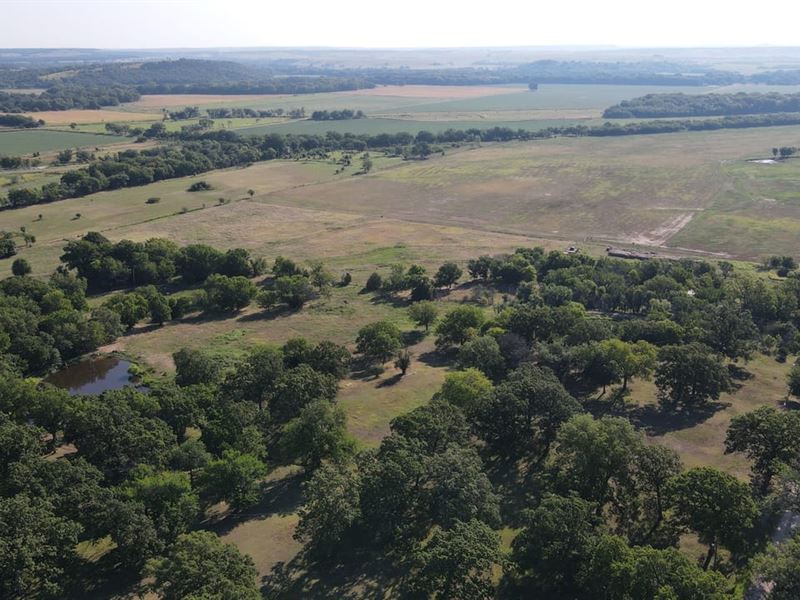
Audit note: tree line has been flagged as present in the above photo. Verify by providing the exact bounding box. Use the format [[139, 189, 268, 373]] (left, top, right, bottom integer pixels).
[[0, 113, 43, 128], [0, 85, 140, 113], [604, 91, 800, 118], [310, 109, 365, 121]]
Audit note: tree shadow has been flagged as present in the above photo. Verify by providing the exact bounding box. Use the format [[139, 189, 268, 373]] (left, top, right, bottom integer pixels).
[[181, 309, 243, 325], [122, 322, 165, 337], [481, 451, 539, 529], [377, 373, 403, 388], [401, 329, 425, 346], [204, 469, 305, 537], [237, 305, 296, 322], [369, 293, 410, 309], [349, 357, 385, 381], [68, 549, 147, 599], [417, 348, 454, 368], [626, 402, 730, 435], [262, 548, 404, 600]]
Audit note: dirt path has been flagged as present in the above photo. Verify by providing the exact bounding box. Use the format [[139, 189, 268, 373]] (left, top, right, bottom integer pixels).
[[628, 212, 697, 246]]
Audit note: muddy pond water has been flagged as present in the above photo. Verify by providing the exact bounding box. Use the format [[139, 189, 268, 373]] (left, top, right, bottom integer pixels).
[[44, 356, 141, 395]]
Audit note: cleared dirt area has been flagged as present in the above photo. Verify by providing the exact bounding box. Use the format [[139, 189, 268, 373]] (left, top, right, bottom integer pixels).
[[346, 84, 522, 98], [626, 212, 698, 247], [29, 109, 162, 124]]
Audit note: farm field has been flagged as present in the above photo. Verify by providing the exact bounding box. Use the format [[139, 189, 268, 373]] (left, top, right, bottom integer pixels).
[[21, 82, 800, 143], [27, 108, 162, 125], [0, 128, 127, 154]]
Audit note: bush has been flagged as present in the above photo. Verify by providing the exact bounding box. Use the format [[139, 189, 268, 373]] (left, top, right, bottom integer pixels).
[[187, 181, 212, 192], [365, 272, 382, 292], [146, 197, 161, 204], [11, 258, 31, 276]]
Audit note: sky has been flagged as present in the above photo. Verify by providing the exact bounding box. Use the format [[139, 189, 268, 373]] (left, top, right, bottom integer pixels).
[[1, 0, 799, 49]]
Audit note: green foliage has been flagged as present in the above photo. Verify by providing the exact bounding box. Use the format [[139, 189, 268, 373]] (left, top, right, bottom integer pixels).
[[187, 180, 213, 192], [364, 271, 383, 291], [725, 406, 800, 494], [458, 335, 505, 380], [512, 494, 601, 595], [666, 466, 758, 569], [173, 347, 223, 387], [408, 300, 438, 331], [390, 398, 470, 455], [64, 390, 176, 482], [280, 400, 357, 469], [220, 345, 284, 409], [0, 495, 82, 599], [200, 450, 267, 511], [11, 258, 31, 277], [394, 348, 412, 376], [125, 469, 199, 544], [433, 261, 463, 288], [549, 415, 643, 510], [203, 274, 256, 312], [271, 274, 315, 309], [295, 462, 361, 557], [435, 305, 486, 347], [146, 531, 260, 600], [103, 292, 149, 329], [433, 368, 493, 419], [408, 520, 500, 600], [480, 365, 580, 459], [270, 364, 338, 425], [655, 344, 732, 411], [356, 320, 403, 365], [788, 363, 800, 398], [752, 533, 800, 600]]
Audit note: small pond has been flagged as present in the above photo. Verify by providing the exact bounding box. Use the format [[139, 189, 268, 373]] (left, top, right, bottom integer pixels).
[[44, 356, 141, 395]]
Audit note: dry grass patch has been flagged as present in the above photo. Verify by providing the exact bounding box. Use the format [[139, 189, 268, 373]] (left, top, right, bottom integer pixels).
[[31, 109, 162, 125], [347, 84, 522, 99], [126, 94, 297, 109]]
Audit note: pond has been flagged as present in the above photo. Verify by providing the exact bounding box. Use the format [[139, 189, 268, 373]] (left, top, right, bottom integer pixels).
[[44, 356, 142, 395]]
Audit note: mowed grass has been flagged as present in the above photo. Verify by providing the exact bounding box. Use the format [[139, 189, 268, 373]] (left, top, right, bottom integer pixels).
[[0, 129, 128, 155]]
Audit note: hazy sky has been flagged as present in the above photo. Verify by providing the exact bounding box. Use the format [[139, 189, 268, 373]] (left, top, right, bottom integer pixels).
[[1, 0, 798, 48]]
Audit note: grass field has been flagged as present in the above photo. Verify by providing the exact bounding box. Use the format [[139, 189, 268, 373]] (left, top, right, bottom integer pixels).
[[0, 129, 128, 154], [29, 109, 163, 125]]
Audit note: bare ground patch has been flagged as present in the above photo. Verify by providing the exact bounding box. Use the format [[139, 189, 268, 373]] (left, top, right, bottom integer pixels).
[[626, 212, 697, 246]]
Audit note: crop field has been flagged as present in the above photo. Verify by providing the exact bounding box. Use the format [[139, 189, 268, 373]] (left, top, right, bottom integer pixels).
[[29, 109, 162, 125], [0, 129, 127, 154], [33, 82, 800, 142]]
